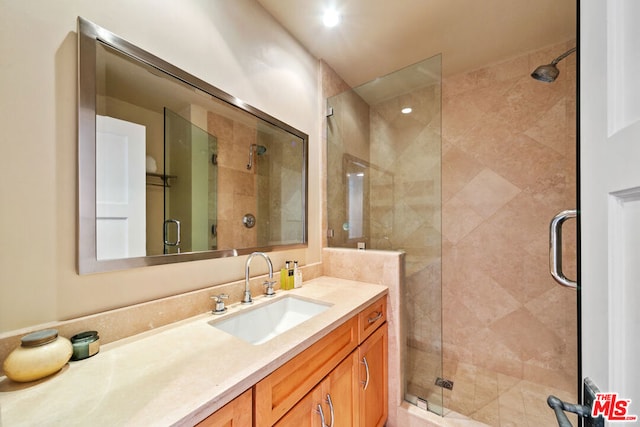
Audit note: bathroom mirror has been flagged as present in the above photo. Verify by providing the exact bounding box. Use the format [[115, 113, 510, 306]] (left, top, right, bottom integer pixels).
[[78, 17, 308, 274]]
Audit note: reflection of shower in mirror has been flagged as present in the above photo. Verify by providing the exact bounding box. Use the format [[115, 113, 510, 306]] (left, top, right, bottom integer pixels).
[[246, 144, 267, 170]]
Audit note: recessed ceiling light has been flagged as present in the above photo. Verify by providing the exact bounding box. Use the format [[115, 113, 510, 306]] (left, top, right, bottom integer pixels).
[[401, 107, 413, 114], [323, 9, 340, 27]]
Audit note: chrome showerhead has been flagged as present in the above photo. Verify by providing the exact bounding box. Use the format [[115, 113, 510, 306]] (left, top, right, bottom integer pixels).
[[531, 47, 576, 83], [531, 64, 560, 83]]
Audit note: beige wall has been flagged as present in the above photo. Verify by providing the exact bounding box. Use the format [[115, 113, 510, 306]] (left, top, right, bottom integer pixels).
[[0, 0, 321, 333]]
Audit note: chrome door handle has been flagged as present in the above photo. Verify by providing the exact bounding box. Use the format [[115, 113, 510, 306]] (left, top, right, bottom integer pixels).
[[316, 403, 328, 427], [547, 395, 591, 427], [549, 210, 577, 288], [325, 394, 335, 427], [361, 356, 370, 390]]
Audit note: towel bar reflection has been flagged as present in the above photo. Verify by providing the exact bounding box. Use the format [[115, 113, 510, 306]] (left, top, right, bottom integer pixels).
[[146, 172, 177, 187]]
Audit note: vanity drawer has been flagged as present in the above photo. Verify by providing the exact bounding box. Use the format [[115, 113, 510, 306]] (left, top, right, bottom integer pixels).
[[358, 296, 386, 344], [254, 316, 358, 426]]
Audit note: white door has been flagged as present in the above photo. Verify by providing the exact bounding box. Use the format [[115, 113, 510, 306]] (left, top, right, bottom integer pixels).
[[581, 0, 640, 421], [96, 115, 146, 260]]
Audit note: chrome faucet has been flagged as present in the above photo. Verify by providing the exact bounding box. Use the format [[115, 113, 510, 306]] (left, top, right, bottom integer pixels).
[[243, 252, 274, 304]]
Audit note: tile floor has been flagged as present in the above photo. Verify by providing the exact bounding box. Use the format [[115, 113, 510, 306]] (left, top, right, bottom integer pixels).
[[406, 347, 579, 426]]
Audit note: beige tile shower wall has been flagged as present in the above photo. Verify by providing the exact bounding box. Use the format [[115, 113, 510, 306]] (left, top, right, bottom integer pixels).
[[441, 41, 578, 396], [256, 131, 273, 245], [320, 61, 352, 248], [369, 84, 443, 358], [325, 89, 371, 247], [208, 111, 258, 249], [267, 130, 305, 245]]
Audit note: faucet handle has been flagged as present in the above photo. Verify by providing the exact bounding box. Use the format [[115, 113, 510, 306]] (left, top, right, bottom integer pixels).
[[263, 280, 277, 297], [211, 293, 228, 302], [211, 294, 229, 314]]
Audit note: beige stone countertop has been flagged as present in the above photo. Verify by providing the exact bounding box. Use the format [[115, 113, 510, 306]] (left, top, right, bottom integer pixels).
[[0, 277, 387, 426]]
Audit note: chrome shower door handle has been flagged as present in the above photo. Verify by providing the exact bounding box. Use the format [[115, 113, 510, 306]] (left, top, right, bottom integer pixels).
[[549, 209, 577, 288]]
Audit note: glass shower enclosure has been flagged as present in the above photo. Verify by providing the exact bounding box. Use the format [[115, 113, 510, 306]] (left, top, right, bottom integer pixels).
[[163, 108, 218, 254], [326, 55, 444, 414]]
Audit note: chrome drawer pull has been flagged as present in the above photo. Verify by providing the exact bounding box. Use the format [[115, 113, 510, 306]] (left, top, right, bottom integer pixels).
[[368, 311, 383, 324]]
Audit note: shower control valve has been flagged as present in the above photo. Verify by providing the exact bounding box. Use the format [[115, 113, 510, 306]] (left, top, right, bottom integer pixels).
[[243, 213, 256, 228]]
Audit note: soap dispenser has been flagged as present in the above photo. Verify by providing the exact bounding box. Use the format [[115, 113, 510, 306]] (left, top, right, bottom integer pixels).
[[294, 261, 302, 288], [287, 262, 295, 290], [281, 261, 290, 290]]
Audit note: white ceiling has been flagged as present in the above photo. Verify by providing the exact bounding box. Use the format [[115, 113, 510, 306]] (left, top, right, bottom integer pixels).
[[255, 0, 577, 87]]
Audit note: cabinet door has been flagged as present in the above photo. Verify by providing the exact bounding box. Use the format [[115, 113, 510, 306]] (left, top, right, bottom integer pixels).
[[254, 317, 358, 425], [358, 324, 388, 427], [275, 385, 324, 427], [324, 351, 359, 426], [196, 389, 252, 427]]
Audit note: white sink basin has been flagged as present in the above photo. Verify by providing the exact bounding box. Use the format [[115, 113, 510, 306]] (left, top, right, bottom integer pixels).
[[208, 295, 331, 345]]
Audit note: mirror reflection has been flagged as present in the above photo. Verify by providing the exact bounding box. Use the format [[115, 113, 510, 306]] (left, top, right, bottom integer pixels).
[[79, 18, 308, 273]]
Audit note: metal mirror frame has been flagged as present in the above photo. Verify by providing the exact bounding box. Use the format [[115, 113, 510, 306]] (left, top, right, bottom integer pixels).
[[77, 17, 308, 274]]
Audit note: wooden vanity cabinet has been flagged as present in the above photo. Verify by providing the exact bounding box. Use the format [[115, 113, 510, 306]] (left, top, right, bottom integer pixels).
[[196, 389, 252, 427], [253, 295, 388, 427]]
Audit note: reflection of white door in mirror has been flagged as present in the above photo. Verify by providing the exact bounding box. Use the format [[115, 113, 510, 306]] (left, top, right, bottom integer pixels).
[[96, 115, 146, 260]]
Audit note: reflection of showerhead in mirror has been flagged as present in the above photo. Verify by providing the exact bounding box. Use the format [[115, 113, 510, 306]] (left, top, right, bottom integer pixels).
[[247, 144, 267, 169]]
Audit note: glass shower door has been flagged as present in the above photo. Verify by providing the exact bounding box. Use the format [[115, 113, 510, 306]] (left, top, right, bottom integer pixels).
[[163, 108, 218, 254], [326, 55, 444, 414]]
